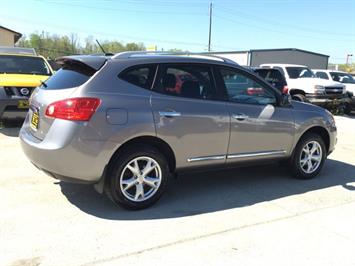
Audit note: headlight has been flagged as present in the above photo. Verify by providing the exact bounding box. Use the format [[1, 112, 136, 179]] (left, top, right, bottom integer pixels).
[[314, 85, 325, 94]]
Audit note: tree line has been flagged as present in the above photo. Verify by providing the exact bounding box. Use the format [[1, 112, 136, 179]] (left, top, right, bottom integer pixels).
[[17, 32, 146, 59]]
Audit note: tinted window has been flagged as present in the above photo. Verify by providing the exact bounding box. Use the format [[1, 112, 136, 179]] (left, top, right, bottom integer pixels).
[[154, 64, 216, 100], [220, 67, 276, 105], [120, 65, 156, 89], [274, 66, 285, 76], [286, 67, 314, 79], [330, 72, 355, 84], [43, 64, 94, 90], [315, 72, 329, 80], [254, 69, 286, 91], [0, 55, 51, 75]]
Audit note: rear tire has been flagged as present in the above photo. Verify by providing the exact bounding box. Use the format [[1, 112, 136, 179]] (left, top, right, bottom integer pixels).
[[344, 103, 352, 115], [291, 133, 326, 179], [105, 145, 169, 210], [292, 94, 307, 102]]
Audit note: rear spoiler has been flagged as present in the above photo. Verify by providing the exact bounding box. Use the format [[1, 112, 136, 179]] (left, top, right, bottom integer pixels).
[[55, 55, 108, 71]]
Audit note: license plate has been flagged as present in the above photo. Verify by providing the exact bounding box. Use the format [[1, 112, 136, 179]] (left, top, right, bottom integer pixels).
[[30, 112, 39, 130], [18, 100, 29, 109]]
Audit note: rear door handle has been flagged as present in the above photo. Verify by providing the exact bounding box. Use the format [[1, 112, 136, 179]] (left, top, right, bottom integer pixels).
[[233, 113, 249, 121], [159, 111, 181, 118]]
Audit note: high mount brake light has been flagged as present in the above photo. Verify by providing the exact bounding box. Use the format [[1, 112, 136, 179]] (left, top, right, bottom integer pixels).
[[45, 97, 101, 121]]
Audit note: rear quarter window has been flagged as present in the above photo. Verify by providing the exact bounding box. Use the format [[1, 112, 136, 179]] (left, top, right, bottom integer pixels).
[[119, 65, 156, 90], [42, 64, 95, 90]]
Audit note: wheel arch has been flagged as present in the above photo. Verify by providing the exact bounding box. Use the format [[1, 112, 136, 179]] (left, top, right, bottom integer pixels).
[[289, 89, 306, 96], [107, 135, 176, 174], [298, 126, 330, 153]]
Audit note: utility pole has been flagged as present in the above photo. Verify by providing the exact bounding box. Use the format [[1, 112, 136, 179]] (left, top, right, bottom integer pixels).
[[346, 54, 353, 65], [208, 2, 212, 52]]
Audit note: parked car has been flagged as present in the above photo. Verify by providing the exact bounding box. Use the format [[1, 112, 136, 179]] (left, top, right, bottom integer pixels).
[[46, 59, 61, 72], [20, 52, 337, 210], [260, 64, 347, 110], [252, 67, 289, 94], [0, 47, 53, 120], [313, 69, 355, 114]]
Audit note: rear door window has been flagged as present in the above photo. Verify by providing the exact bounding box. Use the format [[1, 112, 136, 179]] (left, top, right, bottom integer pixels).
[[119, 65, 156, 90], [315, 71, 329, 80], [42, 64, 95, 90], [153, 64, 217, 100]]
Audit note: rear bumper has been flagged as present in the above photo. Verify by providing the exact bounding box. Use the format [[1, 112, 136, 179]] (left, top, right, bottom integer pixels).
[[0, 98, 28, 120], [19, 120, 114, 183]]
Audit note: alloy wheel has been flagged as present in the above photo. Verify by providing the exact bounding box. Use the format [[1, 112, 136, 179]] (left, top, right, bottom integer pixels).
[[119, 156, 162, 202], [299, 140, 322, 174]]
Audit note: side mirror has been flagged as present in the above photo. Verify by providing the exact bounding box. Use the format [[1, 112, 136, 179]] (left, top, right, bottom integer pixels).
[[281, 93, 292, 106]]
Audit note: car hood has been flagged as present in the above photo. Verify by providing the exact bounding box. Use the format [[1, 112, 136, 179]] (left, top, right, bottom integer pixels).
[[291, 100, 325, 113], [344, 83, 355, 94], [0, 73, 51, 87], [288, 77, 344, 87]]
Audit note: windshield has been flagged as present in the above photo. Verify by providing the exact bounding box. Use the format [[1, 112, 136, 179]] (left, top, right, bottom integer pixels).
[[286, 67, 315, 79], [0, 55, 51, 75], [330, 72, 355, 84]]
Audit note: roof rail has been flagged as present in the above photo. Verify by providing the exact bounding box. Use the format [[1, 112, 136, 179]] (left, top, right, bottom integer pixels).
[[112, 51, 238, 65], [0, 46, 37, 55]]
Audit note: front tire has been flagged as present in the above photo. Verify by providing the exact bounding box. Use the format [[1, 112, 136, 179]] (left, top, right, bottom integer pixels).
[[291, 133, 326, 179], [105, 145, 169, 210], [292, 94, 307, 102], [344, 103, 352, 115]]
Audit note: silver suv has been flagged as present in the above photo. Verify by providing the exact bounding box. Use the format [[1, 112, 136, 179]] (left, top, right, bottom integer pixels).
[[20, 52, 337, 210]]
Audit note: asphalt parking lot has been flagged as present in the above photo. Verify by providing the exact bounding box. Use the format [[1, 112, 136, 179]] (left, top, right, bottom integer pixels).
[[1, 115, 355, 266]]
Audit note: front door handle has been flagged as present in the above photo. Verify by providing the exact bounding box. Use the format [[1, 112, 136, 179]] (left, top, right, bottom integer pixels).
[[159, 111, 181, 118], [233, 113, 249, 121]]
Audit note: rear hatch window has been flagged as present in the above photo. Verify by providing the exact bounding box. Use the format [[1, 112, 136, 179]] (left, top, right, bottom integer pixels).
[[42, 64, 95, 90]]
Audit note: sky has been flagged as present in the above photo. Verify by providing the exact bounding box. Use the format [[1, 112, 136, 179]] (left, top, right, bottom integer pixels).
[[0, 0, 354, 63]]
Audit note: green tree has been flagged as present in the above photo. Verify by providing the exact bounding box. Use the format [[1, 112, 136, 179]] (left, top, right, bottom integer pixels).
[[17, 31, 147, 58]]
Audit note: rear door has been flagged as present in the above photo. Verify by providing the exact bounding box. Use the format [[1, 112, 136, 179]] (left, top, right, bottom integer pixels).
[[150, 63, 230, 169], [215, 66, 295, 163]]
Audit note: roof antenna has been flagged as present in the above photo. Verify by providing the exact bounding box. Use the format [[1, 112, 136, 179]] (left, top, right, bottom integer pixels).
[[96, 39, 113, 56]]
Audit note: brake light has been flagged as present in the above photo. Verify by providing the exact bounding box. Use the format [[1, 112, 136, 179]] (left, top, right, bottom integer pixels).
[[282, 85, 289, 94], [247, 87, 264, 95], [45, 97, 101, 121]]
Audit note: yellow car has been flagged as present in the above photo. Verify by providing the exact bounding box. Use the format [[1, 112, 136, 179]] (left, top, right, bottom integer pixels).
[[0, 48, 53, 120]]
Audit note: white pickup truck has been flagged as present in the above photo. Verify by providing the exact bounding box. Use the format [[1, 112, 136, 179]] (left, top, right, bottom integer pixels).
[[260, 64, 347, 109], [313, 69, 355, 114]]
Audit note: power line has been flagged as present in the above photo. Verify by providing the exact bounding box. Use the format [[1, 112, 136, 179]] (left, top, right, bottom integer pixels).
[[215, 6, 355, 37], [1, 13, 242, 51], [213, 14, 355, 43], [35, 0, 206, 15], [208, 2, 212, 52]]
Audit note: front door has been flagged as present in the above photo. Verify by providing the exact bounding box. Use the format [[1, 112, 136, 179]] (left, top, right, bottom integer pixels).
[[151, 63, 230, 169], [216, 66, 295, 163]]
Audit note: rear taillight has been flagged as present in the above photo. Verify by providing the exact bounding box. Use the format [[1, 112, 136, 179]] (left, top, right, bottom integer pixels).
[[45, 97, 101, 121], [282, 85, 289, 94], [247, 87, 264, 95]]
